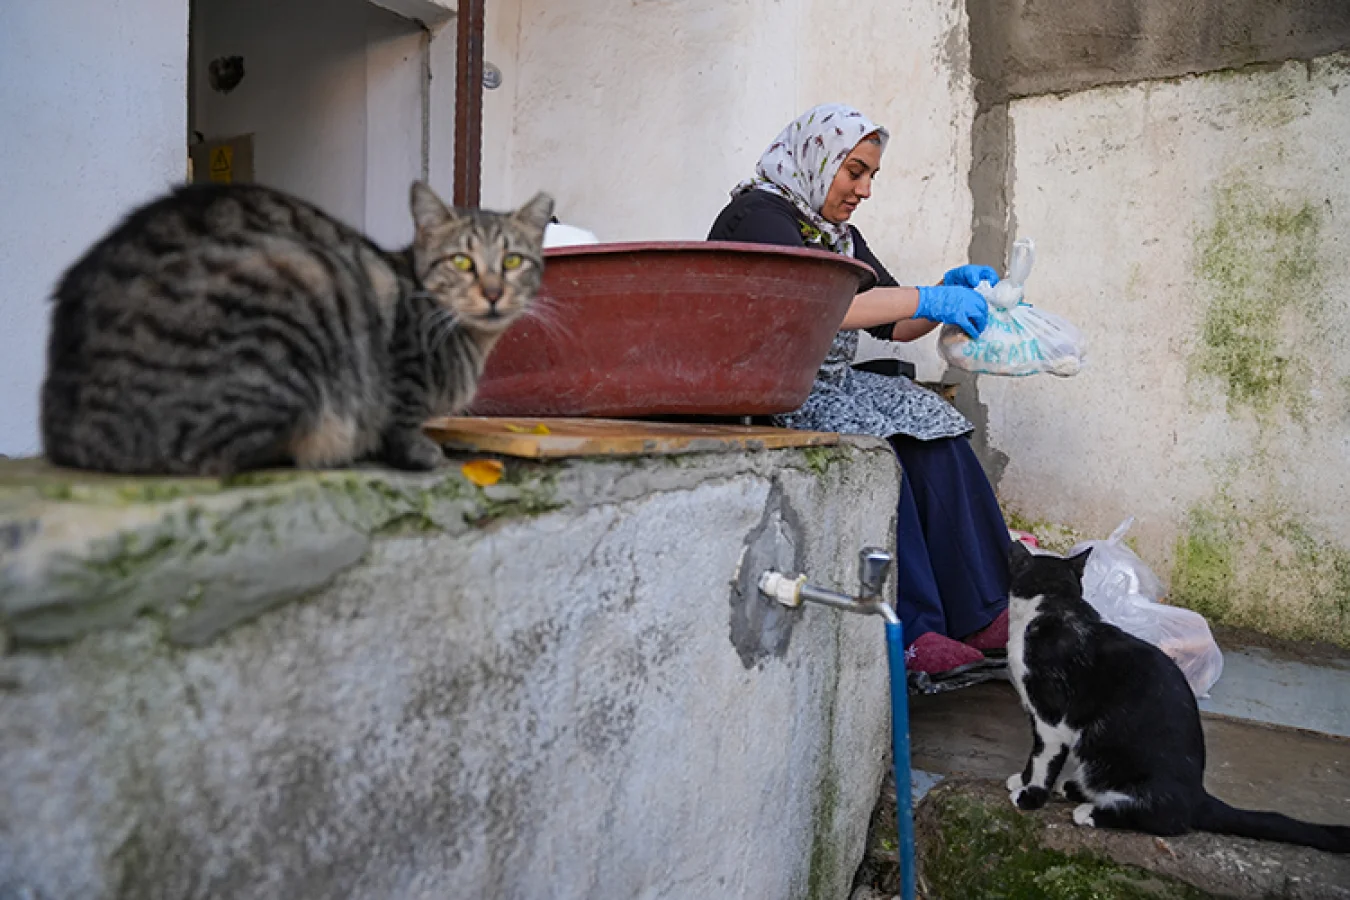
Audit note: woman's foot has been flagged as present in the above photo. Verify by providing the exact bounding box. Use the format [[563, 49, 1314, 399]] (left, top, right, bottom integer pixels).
[[905, 631, 985, 675], [962, 608, 1009, 652]]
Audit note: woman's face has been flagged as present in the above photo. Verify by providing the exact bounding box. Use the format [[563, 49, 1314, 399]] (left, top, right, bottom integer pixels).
[[820, 137, 882, 224]]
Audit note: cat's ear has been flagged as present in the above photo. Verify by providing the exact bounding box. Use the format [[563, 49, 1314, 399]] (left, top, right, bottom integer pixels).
[[512, 192, 555, 235], [1008, 539, 1034, 576], [410, 181, 454, 232], [1067, 547, 1093, 579]]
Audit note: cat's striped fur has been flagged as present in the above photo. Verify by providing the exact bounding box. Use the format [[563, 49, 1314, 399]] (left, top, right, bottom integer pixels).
[[41, 181, 552, 475]]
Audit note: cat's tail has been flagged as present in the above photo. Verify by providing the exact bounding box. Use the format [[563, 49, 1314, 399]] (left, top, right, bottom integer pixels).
[[1195, 794, 1350, 853]]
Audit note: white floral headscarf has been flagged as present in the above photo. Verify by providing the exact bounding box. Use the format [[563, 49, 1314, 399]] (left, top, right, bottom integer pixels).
[[733, 103, 889, 257]]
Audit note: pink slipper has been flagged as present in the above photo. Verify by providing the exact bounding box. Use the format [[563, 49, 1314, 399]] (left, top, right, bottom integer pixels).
[[962, 608, 1009, 652], [905, 631, 986, 675]]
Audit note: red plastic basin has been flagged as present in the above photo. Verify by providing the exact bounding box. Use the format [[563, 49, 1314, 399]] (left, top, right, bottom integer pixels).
[[470, 241, 874, 417]]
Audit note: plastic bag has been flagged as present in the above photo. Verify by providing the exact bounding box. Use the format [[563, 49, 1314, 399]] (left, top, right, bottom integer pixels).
[[1071, 517, 1224, 698], [938, 238, 1086, 377]]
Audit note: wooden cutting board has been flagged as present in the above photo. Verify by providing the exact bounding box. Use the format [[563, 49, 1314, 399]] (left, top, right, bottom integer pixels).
[[423, 416, 839, 459]]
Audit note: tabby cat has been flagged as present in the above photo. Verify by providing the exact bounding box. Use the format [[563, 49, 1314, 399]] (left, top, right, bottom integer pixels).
[[41, 182, 552, 475], [1005, 540, 1350, 853]]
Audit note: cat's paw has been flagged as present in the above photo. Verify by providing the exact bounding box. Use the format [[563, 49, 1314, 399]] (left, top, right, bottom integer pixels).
[[1060, 780, 1088, 803], [1006, 773, 1025, 792], [1073, 803, 1097, 827], [383, 431, 447, 471], [1011, 785, 1049, 811]]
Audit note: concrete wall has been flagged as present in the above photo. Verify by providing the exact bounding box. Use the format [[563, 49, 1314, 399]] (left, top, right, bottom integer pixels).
[[989, 55, 1350, 645], [0, 0, 189, 458], [967, 0, 1350, 102], [959, 1, 1350, 645], [482, 0, 1350, 644], [0, 443, 899, 899], [482, 0, 977, 286]]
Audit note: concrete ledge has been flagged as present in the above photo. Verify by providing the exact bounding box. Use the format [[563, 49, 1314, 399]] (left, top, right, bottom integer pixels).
[[0, 440, 900, 899], [366, 0, 454, 27], [969, 0, 1350, 103], [1, 457, 564, 646], [907, 778, 1350, 900]]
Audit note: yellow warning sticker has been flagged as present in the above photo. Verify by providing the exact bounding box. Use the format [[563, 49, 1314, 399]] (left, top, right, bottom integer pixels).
[[209, 145, 234, 184]]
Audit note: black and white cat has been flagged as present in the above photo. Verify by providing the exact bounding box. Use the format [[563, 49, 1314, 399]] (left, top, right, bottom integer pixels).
[[1004, 540, 1350, 854]]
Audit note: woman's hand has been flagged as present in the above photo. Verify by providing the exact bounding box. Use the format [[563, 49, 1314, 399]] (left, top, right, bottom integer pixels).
[[942, 265, 999, 289], [915, 286, 989, 338]]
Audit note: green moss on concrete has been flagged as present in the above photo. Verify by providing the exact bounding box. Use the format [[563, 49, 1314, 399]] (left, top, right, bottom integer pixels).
[[920, 789, 1216, 900], [806, 621, 845, 900], [1, 458, 570, 648], [801, 446, 851, 479], [1191, 180, 1323, 419], [1003, 509, 1084, 555], [0, 460, 225, 507], [470, 468, 564, 526], [806, 777, 840, 900], [1170, 498, 1350, 647], [1170, 509, 1236, 624]]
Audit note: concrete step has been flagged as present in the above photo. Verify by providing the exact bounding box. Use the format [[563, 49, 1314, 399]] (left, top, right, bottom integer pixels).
[[1199, 626, 1350, 739]]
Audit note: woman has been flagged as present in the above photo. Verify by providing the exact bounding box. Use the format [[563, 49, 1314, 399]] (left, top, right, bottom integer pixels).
[[708, 103, 1009, 675]]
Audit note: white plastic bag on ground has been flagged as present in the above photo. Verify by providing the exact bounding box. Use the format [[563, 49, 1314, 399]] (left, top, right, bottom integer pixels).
[[939, 238, 1086, 377], [1071, 517, 1224, 698]]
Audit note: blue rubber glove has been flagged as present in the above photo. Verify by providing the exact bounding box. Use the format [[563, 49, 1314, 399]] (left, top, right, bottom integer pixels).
[[941, 264, 1000, 289], [915, 286, 989, 339]]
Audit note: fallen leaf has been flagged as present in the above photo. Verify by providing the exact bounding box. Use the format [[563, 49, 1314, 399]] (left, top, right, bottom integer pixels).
[[461, 458, 504, 486], [505, 422, 551, 435]]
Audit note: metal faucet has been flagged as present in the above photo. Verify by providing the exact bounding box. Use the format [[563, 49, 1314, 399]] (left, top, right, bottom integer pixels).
[[758, 547, 899, 625]]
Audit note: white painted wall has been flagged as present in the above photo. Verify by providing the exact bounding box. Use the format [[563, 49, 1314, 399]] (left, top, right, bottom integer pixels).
[[192, 0, 430, 247], [989, 55, 1350, 642], [482, 0, 975, 285], [0, 0, 189, 457], [364, 13, 431, 245]]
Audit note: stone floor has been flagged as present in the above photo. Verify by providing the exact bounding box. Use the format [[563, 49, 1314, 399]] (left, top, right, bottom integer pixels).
[[909, 680, 1350, 827], [854, 630, 1350, 898]]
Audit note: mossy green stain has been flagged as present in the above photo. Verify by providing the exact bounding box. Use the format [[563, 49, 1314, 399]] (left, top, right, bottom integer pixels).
[[1002, 508, 1083, 555], [1192, 182, 1323, 418], [806, 620, 844, 900], [806, 777, 840, 900], [83, 531, 181, 581], [921, 790, 1217, 899], [468, 473, 564, 526], [1170, 509, 1236, 622], [801, 446, 851, 479], [12, 464, 570, 647], [1170, 499, 1350, 645]]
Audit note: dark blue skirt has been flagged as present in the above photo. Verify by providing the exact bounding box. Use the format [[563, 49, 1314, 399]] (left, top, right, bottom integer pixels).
[[889, 434, 1009, 642]]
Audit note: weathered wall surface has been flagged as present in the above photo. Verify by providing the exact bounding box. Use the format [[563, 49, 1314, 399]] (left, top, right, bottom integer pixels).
[[0, 0, 188, 458], [967, 0, 1350, 103], [482, 0, 977, 285], [959, 0, 1350, 489], [985, 56, 1350, 643], [0, 443, 898, 899]]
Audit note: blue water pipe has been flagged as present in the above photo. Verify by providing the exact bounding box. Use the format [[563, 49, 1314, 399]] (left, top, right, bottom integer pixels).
[[758, 548, 916, 900], [885, 619, 917, 900]]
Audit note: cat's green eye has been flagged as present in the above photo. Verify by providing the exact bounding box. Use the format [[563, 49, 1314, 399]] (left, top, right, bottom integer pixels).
[[503, 254, 523, 271], [451, 254, 474, 272]]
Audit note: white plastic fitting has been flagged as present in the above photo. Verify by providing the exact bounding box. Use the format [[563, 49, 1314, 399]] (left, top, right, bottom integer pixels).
[[758, 571, 806, 608]]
